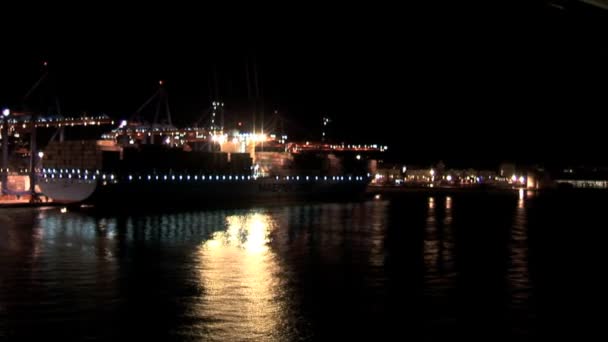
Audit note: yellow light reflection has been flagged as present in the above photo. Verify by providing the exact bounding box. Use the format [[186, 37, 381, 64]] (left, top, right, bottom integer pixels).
[[518, 188, 525, 209], [196, 212, 286, 340], [519, 188, 524, 200], [243, 215, 270, 254], [204, 213, 271, 254]]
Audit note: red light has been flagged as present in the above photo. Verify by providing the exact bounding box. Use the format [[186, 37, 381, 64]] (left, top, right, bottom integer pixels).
[[238, 122, 242, 126], [159, 80, 164, 85], [43, 61, 48, 67]]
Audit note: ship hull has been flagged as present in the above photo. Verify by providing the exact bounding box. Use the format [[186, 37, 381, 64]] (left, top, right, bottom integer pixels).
[[38, 178, 97, 203], [39, 174, 370, 207]]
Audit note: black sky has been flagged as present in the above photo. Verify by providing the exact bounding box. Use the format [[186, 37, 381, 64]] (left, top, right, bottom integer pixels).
[[1, 2, 607, 167]]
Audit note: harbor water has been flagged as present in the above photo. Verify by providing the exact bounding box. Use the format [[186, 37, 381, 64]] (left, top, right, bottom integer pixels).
[[1, 190, 605, 340]]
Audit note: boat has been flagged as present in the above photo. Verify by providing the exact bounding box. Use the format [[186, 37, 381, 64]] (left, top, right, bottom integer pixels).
[[36, 78, 382, 206], [37, 127, 377, 206]]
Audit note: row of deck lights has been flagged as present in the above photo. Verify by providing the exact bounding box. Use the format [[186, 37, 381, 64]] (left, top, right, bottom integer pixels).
[[326, 144, 388, 150], [115, 128, 189, 134], [36, 115, 110, 123], [280, 175, 366, 181], [8, 116, 113, 129], [41, 169, 368, 182], [3, 115, 110, 125], [1, 168, 57, 173]]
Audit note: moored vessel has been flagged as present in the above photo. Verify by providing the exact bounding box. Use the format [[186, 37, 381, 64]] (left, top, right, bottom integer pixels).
[[38, 130, 379, 205]]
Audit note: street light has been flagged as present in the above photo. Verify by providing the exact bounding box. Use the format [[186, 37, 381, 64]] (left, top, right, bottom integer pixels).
[[2, 108, 9, 117]]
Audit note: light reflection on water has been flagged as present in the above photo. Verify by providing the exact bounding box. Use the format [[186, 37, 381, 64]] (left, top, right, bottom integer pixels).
[[424, 196, 456, 320], [508, 191, 534, 337], [194, 213, 287, 340], [0, 193, 545, 340]]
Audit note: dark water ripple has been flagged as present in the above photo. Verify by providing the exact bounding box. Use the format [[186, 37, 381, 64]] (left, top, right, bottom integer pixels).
[[2, 191, 601, 340]]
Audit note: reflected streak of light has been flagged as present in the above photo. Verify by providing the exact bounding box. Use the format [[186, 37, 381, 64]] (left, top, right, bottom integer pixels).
[[424, 197, 438, 271], [508, 194, 533, 327], [424, 194, 456, 301], [196, 212, 286, 340], [204, 213, 271, 255]]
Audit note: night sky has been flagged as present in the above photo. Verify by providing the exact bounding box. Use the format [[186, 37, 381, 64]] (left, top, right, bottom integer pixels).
[[1, 2, 607, 167]]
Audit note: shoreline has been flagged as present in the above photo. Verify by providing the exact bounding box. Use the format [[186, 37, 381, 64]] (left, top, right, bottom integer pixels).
[[1, 185, 604, 209], [366, 185, 527, 194]]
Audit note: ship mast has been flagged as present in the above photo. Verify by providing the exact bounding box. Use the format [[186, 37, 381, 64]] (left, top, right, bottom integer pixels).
[[246, 55, 264, 152], [23, 61, 55, 201], [245, 57, 255, 135], [253, 56, 263, 152], [132, 80, 172, 144]]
